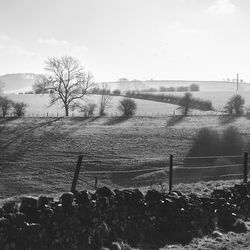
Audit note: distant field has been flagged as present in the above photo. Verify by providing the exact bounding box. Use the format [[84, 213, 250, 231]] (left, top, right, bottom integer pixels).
[[4, 93, 218, 116], [146, 90, 250, 111], [1, 116, 250, 199], [107, 80, 250, 92]]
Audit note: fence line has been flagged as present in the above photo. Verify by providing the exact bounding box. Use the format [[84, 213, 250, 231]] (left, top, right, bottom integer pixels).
[[83, 167, 165, 174], [0, 153, 248, 193], [185, 155, 242, 159], [3, 111, 233, 119], [173, 164, 242, 170], [0, 159, 76, 164]]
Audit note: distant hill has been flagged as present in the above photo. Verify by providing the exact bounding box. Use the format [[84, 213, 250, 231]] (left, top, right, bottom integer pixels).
[[1, 73, 250, 93], [106, 79, 250, 92], [0, 73, 41, 93]]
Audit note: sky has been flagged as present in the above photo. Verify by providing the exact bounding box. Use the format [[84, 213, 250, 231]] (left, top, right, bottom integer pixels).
[[0, 0, 249, 82]]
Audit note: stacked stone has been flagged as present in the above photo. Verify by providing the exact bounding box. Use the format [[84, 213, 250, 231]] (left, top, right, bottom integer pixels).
[[0, 183, 250, 249]]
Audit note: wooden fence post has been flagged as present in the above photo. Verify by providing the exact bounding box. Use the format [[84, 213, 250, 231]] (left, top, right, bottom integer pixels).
[[243, 152, 248, 183], [71, 155, 83, 192], [169, 154, 173, 193], [95, 176, 98, 190]]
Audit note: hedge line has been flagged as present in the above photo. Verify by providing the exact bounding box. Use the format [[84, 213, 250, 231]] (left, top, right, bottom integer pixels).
[[124, 92, 213, 111]]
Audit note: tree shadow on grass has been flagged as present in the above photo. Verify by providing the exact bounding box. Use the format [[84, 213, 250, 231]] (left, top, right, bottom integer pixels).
[[219, 115, 237, 125], [71, 116, 100, 123], [0, 117, 61, 149], [245, 113, 250, 120], [0, 117, 18, 125], [104, 116, 131, 126], [166, 115, 185, 127]]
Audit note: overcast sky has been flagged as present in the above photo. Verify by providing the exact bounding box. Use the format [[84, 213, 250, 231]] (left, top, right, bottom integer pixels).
[[0, 0, 249, 82]]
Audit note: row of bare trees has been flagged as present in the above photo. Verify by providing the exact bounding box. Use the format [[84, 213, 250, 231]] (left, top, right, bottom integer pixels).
[[0, 96, 27, 117], [33, 56, 137, 117]]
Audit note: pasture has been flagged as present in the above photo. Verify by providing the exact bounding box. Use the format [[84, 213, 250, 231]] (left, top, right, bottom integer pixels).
[[4, 93, 219, 116], [5, 93, 179, 116], [1, 115, 250, 199]]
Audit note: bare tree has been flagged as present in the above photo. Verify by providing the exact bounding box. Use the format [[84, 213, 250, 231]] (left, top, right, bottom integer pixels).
[[179, 92, 192, 115], [39, 56, 95, 116], [99, 83, 112, 116], [0, 96, 13, 117], [80, 103, 97, 117], [224, 94, 245, 116]]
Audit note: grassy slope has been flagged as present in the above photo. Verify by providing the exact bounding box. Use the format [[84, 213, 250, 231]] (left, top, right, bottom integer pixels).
[[1, 115, 250, 199], [5, 93, 220, 116], [5, 94, 180, 116]]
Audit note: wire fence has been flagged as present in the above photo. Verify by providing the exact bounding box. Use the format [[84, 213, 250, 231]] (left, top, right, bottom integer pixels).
[[2, 110, 231, 119], [0, 152, 249, 193]]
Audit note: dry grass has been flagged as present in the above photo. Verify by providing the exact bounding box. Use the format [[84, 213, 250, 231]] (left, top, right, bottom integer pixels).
[[158, 229, 250, 250]]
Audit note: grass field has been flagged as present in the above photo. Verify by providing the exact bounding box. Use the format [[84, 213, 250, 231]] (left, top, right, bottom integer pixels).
[[5, 94, 179, 116], [4, 93, 220, 117], [1, 115, 250, 199]]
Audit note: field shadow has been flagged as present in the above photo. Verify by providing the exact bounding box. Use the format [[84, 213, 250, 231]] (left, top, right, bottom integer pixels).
[[245, 113, 250, 120], [70, 116, 101, 124], [0, 118, 61, 149], [219, 115, 237, 125], [166, 115, 185, 127], [0, 117, 18, 125], [104, 116, 131, 126]]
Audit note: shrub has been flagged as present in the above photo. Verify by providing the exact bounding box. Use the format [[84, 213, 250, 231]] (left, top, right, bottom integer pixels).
[[177, 86, 189, 92], [224, 94, 245, 116], [118, 98, 137, 116], [112, 89, 121, 95], [13, 102, 28, 117], [159, 86, 167, 92], [0, 96, 13, 117], [159, 86, 176, 92], [179, 92, 192, 115], [80, 103, 97, 117], [189, 84, 200, 91], [24, 91, 34, 94], [166, 87, 176, 92]]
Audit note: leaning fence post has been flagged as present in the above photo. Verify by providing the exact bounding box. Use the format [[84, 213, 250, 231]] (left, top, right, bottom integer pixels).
[[169, 154, 173, 193], [71, 155, 83, 192], [243, 152, 248, 183]]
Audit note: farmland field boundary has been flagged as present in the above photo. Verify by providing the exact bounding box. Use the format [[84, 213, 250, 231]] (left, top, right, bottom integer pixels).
[[0, 153, 249, 192]]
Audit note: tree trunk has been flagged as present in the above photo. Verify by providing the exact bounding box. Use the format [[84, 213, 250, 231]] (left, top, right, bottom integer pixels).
[[65, 106, 69, 116]]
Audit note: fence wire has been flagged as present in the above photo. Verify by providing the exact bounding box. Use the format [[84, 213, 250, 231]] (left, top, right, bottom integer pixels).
[[0, 154, 248, 185]]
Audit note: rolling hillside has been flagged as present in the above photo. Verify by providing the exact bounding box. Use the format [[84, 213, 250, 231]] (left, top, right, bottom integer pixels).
[[4, 93, 218, 116], [1, 72, 250, 93], [1, 115, 250, 199], [0, 73, 41, 93]]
